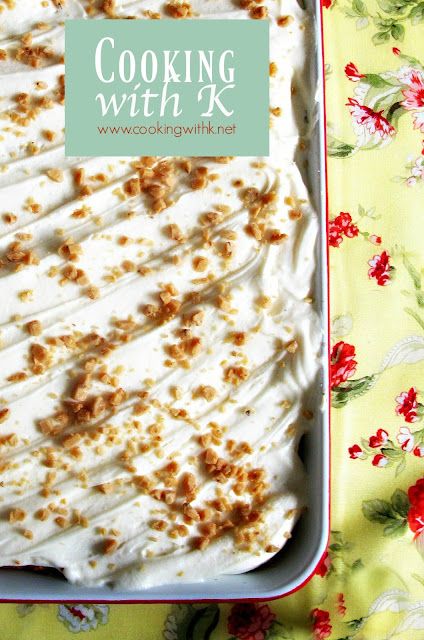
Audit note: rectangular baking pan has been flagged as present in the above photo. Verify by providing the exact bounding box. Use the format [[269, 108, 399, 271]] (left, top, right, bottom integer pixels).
[[0, 0, 329, 602]]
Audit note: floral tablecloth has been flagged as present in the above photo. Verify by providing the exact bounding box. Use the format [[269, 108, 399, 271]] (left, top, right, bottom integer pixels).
[[2, 1, 424, 638]]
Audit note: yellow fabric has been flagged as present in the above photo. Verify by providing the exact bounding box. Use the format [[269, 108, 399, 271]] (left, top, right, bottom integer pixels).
[[1, 3, 424, 637]]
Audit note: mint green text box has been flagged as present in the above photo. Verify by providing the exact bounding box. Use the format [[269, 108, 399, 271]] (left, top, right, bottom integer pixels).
[[65, 19, 269, 157]]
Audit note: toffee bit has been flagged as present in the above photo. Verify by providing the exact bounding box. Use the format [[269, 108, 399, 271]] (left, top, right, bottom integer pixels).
[[54, 516, 69, 528], [9, 508, 26, 523], [46, 168, 64, 183], [103, 538, 118, 554], [86, 285, 100, 300], [26, 319, 42, 336], [192, 256, 209, 272], [224, 366, 249, 386], [232, 331, 247, 346], [193, 536, 210, 550], [165, 2, 193, 18], [277, 15, 294, 27], [250, 5, 268, 19], [150, 519, 167, 531], [286, 339, 299, 354], [0, 408, 10, 423], [268, 230, 288, 244], [35, 508, 49, 521], [100, 0, 117, 15], [194, 385, 216, 402], [166, 223, 185, 242]]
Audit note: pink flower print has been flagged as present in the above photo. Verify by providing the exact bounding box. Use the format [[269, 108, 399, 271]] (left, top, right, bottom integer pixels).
[[369, 234, 382, 245], [412, 111, 424, 133], [346, 98, 395, 139], [402, 72, 424, 110], [401, 72, 424, 133]]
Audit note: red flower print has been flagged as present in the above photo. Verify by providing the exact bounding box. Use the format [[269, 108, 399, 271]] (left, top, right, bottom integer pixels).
[[337, 212, 359, 237], [397, 426, 415, 452], [227, 604, 276, 640], [322, 0, 332, 8], [372, 453, 389, 467], [345, 62, 365, 82], [414, 445, 424, 457], [337, 593, 347, 617], [315, 550, 331, 577], [392, 47, 401, 55], [368, 428, 389, 448], [348, 444, 364, 459], [396, 387, 420, 423], [328, 212, 358, 248], [407, 477, 424, 538], [369, 234, 382, 245], [328, 222, 343, 247], [368, 250, 392, 286], [311, 609, 332, 640], [347, 98, 395, 139], [330, 341, 357, 389]]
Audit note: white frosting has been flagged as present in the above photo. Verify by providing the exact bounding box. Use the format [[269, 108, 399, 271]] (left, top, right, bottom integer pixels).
[[0, 0, 321, 589]]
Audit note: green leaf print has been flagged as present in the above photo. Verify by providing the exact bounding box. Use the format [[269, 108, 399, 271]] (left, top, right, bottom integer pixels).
[[391, 489, 410, 518], [163, 605, 220, 640], [362, 498, 397, 524]]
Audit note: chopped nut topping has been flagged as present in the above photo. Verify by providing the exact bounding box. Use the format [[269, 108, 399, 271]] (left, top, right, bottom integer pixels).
[[86, 285, 100, 300], [193, 536, 210, 550], [103, 538, 119, 554], [35, 508, 49, 521], [46, 168, 64, 183], [286, 339, 298, 353], [58, 241, 82, 262], [268, 230, 288, 244], [165, 1, 193, 18], [54, 516, 69, 528], [232, 331, 247, 346], [0, 408, 10, 423], [9, 508, 26, 523], [250, 5, 268, 19], [224, 366, 249, 385], [277, 15, 294, 27], [166, 223, 185, 242], [192, 256, 209, 272], [194, 385, 216, 402], [26, 319, 42, 336]]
